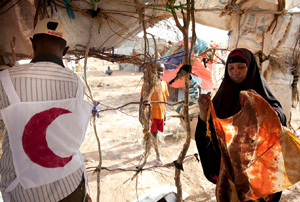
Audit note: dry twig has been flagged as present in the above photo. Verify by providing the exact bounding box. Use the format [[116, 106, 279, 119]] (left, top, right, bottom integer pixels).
[[82, 18, 103, 202]]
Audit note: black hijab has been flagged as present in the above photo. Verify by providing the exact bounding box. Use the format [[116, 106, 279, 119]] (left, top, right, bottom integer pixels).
[[212, 48, 286, 125]]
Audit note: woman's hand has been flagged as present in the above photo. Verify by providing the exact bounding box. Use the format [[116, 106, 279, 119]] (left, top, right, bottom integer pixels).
[[198, 92, 211, 121]]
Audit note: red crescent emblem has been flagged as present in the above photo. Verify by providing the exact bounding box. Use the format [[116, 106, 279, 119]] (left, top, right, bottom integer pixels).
[[22, 107, 73, 168]]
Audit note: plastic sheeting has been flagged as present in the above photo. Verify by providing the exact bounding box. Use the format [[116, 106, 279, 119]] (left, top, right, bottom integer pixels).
[[0, 0, 169, 63], [160, 37, 215, 89], [161, 57, 213, 89], [227, 2, 300, 59], [0, 0, 299, 64]]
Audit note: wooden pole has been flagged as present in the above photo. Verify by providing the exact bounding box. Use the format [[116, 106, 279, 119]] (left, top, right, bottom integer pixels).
[[169, 1, 196, 201]]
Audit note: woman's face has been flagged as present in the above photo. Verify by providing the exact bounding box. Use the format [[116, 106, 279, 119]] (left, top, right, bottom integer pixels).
[[227, 62, 248, 83]]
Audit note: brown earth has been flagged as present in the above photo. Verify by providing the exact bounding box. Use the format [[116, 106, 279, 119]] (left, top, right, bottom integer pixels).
[[79, 69, 300, 202]]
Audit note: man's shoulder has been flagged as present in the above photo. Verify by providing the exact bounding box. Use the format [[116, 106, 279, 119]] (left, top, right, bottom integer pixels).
[[9, 62, 77, 80], [12, 62, 72, 71]]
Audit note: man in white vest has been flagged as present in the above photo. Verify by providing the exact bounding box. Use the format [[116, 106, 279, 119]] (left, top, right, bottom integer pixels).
[[0, 18, 91, 202]]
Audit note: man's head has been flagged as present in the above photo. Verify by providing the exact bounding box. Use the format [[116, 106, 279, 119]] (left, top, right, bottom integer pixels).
[[30, 18, 69, 58], [156, 62, 164, 80]]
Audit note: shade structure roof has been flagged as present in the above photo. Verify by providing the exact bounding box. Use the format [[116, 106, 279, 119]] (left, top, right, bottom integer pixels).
[[0, 0, 299, 64]]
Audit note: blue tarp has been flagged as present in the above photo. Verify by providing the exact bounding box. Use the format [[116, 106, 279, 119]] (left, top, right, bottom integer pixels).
[[161, 38, 211, 71]]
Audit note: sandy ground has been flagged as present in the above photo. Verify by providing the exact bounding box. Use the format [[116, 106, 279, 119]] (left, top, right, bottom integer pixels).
[[78, 69, 300, 202]]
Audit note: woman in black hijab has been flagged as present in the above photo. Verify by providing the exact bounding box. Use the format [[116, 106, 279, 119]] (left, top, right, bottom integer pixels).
[[195, 48, 286, 202]]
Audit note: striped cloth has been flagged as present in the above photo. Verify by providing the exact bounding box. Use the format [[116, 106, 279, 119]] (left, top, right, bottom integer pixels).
[[189, 78, 200, 103], [0, 62, 85, 202]]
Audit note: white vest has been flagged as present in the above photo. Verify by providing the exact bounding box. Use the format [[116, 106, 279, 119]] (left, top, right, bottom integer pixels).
[[0, 69, 92, 193]]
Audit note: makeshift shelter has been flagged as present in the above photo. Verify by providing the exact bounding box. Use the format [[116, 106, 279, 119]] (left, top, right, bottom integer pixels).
[[1, 1, 299, 69], [160, 38, 222, 101], [1, 1, 300, 202], [0, 0, 171, 66]]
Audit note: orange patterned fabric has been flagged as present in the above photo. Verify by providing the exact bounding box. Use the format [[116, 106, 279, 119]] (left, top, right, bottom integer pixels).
[[209, 90, 300, 202]]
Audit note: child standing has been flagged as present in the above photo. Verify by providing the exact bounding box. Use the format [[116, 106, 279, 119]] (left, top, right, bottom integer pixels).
[[141, 63, 169, 164]]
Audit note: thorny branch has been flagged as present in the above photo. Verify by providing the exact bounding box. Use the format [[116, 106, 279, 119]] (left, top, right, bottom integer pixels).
[[82, 18, 102, 202], [86, 153, 199, 172], [169, 1, 196, 201], [98, 101, 183, 112]]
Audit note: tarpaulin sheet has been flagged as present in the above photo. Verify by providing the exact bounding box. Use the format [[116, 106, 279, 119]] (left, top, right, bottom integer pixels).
[[227, 2, 300, 58], [161, 57, 213, 89], [163, 45, 185, 71], [0, 0, 299, 64], [0, 0, 169, 63], [162, 40, 192, 71], [192, 58, 213, 90]]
